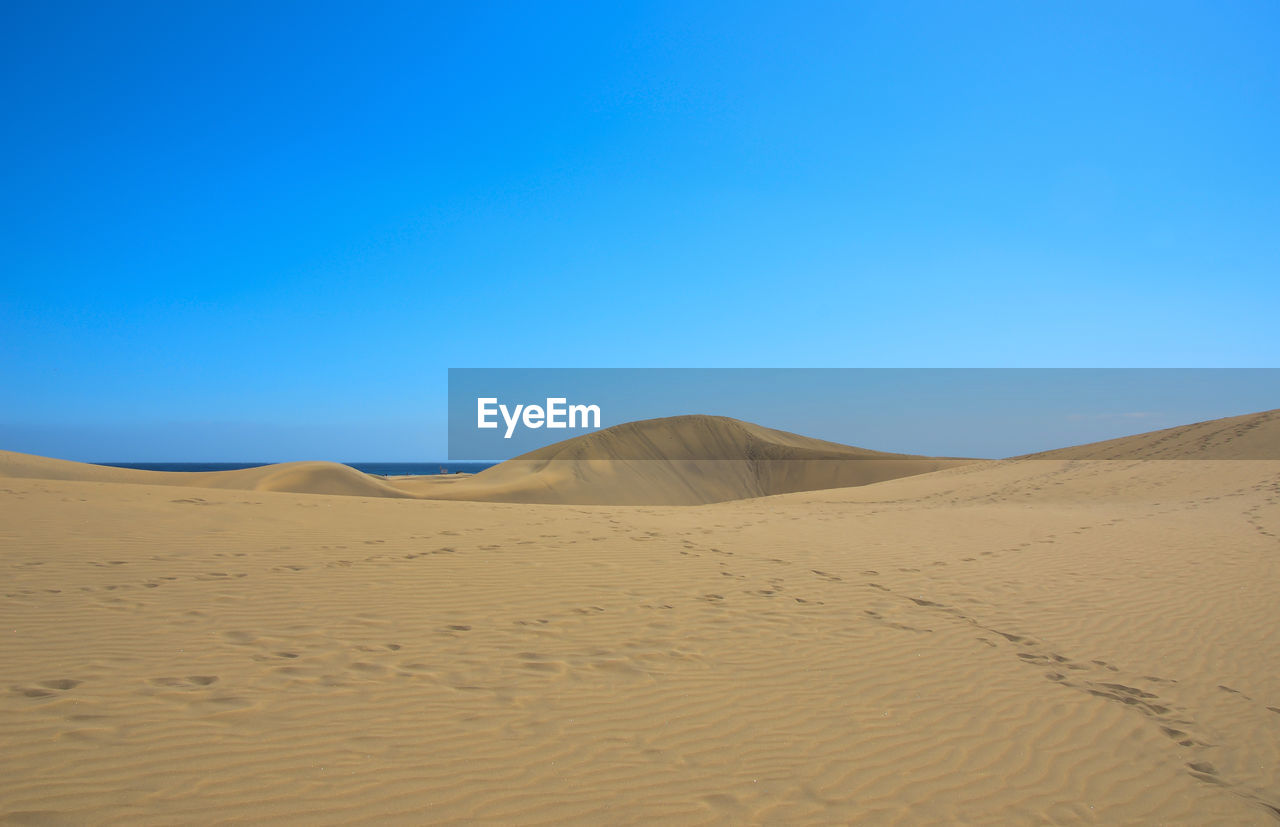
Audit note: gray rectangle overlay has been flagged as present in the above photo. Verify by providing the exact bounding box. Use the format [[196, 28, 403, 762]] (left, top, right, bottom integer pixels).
[[447, 368, 1280, 461]]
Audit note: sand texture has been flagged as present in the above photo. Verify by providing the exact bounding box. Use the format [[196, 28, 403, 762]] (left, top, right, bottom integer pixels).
[[2, 412, 1280, 823]]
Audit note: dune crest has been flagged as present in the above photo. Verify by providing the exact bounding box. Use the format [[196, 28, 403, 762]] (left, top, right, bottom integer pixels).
[[414, 415, 972, 505], [1020, 408, 1280, 460], [0, 452, 410, 498], [0, 415, 973, 505], [6, 408, 1280, 505]]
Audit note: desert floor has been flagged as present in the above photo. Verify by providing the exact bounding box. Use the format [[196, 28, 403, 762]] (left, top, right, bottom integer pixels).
[[2, 458, 1279, 824]]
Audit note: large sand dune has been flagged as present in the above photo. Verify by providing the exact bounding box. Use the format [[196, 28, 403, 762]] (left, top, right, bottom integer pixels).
[[2, 411, 1279, 823], [407, 415, 974, 505], [0, 415, 973, 506], [7, 409, 1278, 505]]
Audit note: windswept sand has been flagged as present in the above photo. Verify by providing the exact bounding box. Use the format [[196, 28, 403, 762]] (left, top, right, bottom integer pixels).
[[2, 413, 1279, 823]]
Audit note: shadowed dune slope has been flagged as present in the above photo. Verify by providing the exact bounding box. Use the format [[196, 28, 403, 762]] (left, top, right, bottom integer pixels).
[[403, 415, 974, 505], [1020, 408, 1280, 460]]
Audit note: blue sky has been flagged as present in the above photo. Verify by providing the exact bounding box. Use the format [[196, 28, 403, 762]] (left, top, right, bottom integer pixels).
[[2, 2, 1277, 460]]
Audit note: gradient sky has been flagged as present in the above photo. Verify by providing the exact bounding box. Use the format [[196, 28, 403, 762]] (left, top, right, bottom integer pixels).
[[2, 2, 1278, 460]]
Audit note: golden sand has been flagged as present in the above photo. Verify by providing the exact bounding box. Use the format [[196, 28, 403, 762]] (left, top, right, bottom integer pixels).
[[2, 413, 1279, 823]]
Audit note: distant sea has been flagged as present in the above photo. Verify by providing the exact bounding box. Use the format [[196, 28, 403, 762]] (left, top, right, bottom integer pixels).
[[101, 462, 497, 476]]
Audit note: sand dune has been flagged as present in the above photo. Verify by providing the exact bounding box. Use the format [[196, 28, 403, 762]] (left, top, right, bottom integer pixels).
[[410, 415, 974, 505], [2, 411, 1278, 823], [1023, 407, 1280, 459], [4, 409, 1279, 509], [0, 451, 412, 498], [1, 415, 973, 507]]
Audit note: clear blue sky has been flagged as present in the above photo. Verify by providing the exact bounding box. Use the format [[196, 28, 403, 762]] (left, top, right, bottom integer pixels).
[[2, 2, 1277, 460]]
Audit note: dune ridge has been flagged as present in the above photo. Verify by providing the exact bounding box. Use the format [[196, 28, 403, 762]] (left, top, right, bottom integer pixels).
[[0, 451, 412, 498], [1022, 407, 1280, 460], [6, 409, 1280, 505], [5, 409, 1280, 506], [1, 415, 974, 506], [411, 415, 974, 505]]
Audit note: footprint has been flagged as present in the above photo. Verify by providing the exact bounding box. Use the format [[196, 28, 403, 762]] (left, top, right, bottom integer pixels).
[[12, 678, 82, 698], [1186, 762, 1221, 784], [149, 675, 218, 688], [15, 687, 55, 698], [1099, 682, 1158, 700], [149, 677, 187, 687]]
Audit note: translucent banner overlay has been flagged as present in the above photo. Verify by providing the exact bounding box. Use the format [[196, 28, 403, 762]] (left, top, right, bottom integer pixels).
[[447, 368, 1280, 461]]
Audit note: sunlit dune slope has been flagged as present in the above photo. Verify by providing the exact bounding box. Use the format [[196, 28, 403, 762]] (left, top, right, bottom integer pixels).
[[1020, 408, 1280, 460], [0, 451, 411, 498]]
